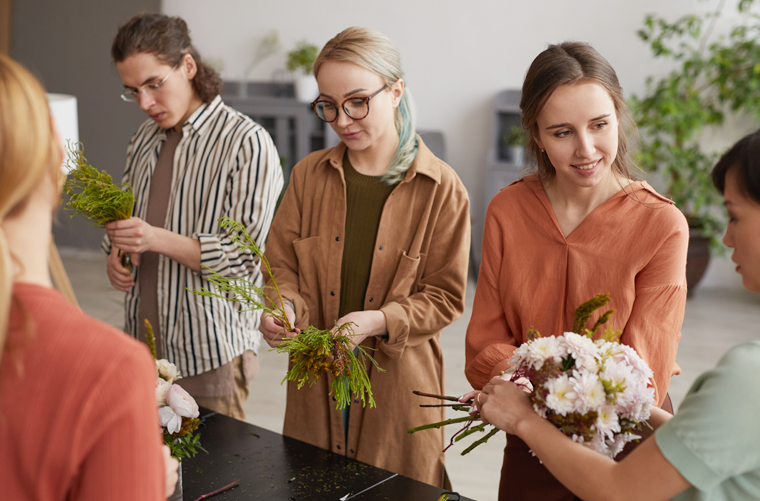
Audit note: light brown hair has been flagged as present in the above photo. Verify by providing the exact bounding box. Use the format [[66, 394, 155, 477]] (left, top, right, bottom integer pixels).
[[0, 54, 59, 367], [111, 13, 222, 103], [520, 42, 638, 181]]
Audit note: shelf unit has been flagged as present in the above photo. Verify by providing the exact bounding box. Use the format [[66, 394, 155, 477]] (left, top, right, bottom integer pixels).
[[222, 81, 328, 186]]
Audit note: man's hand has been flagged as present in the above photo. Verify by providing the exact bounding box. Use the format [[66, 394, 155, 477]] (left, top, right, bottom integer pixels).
[[106, 217, 156, 266], [106, 246, 134, 291]]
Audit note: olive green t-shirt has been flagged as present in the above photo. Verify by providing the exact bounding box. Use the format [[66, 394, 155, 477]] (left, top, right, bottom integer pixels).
[[654, 341, 760, 500], [338, 153, 397, 318]]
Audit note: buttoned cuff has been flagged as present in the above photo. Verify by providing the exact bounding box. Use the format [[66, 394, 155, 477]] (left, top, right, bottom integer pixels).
[[377, 302, 408, 360]]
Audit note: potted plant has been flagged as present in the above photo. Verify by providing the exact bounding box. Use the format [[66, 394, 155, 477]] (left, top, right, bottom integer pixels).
[[287, 40, 319, 102], [629, 0, 760, 294], [501, 125, 527, 164]]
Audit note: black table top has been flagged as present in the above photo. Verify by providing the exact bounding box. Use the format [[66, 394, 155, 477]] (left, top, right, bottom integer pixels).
[[182, 409, 476, 501]]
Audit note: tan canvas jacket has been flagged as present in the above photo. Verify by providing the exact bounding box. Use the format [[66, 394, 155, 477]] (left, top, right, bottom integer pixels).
[[263, 138, 470, 487]]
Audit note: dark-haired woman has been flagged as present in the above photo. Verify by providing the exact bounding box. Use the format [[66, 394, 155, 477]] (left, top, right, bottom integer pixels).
[[464, 42, 689, 500], [478, 128, 760, 501], [103, 13, 283, 420]]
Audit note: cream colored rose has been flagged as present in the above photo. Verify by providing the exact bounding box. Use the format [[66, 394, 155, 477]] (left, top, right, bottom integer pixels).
[[156, 359, 181, 383], [166, 384, 200, 419], [155, 378, 172, 407]]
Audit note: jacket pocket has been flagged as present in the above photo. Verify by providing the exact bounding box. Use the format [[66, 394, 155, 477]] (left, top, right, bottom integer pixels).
[[292, 236, 322, 325], [386, 251, 426, 303]]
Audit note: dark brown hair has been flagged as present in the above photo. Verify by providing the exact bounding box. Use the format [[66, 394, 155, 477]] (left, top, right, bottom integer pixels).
[[520, 42, 637, 181], [111, 13, 222, 103], [712, 128, 760, 204]]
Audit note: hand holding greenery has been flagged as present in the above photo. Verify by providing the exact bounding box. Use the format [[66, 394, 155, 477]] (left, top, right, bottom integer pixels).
[[190, 218, 385, 410], [63, 141, 135, 268]]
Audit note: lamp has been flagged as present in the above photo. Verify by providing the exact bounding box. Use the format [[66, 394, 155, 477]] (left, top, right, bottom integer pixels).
[[47, 93, 79, 172], [46, 93, 80, 307]]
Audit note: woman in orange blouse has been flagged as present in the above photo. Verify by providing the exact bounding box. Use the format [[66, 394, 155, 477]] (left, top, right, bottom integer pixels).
[[464, 42, 688, 501], [0, 55, 174, 500]]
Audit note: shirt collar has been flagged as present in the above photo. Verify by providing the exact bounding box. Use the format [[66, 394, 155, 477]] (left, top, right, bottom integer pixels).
[[180, 95, 223, 136], [326, 135, 442, 184]]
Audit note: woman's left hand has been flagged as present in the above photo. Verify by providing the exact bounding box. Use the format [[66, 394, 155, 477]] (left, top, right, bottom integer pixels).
[[106, 217, 156, 264], [331, 310, 387, 349], [479, 376, 535, 434]]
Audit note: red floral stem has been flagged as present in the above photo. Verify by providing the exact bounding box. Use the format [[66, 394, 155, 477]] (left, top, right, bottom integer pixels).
[[193, 479, 240, 500]]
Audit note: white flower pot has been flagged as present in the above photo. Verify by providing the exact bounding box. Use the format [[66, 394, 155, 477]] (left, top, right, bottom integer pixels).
[[294, 75, 318, 103]]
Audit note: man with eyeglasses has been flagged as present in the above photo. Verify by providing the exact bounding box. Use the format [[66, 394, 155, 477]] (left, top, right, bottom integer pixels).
[[102, 13, 283, 420]]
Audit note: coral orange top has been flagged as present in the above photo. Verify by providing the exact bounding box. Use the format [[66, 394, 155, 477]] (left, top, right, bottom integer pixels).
[[0, 283, 165, 501], [465, 174, 689, 406]]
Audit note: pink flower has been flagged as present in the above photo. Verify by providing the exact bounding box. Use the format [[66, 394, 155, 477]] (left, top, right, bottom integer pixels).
[[155, 378, 172, 407], [159, 406, 182, 434], [166, 384, 200, 418]]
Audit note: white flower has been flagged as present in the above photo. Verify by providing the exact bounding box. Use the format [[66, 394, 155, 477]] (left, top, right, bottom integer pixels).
[[155, 378, 172, 407], [156, 359, 181, 383], [570, 371, 607, 413], [563, 332, 599, 363], [589, 432, 612, 457], [545, 374, 577, 416], [526, 335, 567, 370], [159, 405, 182, 434], [618, 344, 654, 382], [595, 403, 621, 439], [166, 384, 200, 418]]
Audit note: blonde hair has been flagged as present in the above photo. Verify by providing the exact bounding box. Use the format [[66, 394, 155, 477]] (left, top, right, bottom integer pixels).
[[314, 27, 417, 185], [0, 54, 59, 367]]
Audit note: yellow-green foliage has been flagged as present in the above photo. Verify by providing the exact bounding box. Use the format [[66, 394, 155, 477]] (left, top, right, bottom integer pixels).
[[63, 142, 134, 226], [190, 217, 384, 410]]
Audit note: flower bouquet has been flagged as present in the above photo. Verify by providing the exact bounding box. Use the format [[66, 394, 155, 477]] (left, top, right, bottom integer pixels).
[[409, 294, 656, 458], [190, 218, 384, 410], [146, 320, 206, 460]]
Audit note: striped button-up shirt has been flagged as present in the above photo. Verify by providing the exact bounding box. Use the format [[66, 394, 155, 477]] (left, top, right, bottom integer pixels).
[[103, 96, 283, 377]]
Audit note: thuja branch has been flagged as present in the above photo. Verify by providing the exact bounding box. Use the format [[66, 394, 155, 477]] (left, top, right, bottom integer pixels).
[[461, 427, 500, 455], [63, 142, 134, 226], [190, 218, 384, 410]]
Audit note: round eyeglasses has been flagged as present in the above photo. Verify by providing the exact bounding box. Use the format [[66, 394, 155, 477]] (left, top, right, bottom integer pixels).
[[120, 64, 178, 103], [310, 85, 387, 122]]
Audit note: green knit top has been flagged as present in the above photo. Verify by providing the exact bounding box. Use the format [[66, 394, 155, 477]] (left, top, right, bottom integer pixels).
[[339, 153, 398, 318]]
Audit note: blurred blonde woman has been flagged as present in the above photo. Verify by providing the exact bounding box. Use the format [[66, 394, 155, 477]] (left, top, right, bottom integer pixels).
[[0, 54, 174, 500], [260, 27, 471, 487]]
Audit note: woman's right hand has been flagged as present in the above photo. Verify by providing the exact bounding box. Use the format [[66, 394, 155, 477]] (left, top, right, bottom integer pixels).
[[106, 246, 134, 291], [259, 303, 298, 347], [162, 445, 179, 498]]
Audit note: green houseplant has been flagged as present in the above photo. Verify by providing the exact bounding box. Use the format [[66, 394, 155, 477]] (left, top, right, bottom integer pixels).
[[287, 40, 319, 102], [501, 125, 527, 164], [629, 0, 760, 290]]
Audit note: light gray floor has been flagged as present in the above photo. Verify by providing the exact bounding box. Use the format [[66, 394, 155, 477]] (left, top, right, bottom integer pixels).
[[59, 249, 760, 501]]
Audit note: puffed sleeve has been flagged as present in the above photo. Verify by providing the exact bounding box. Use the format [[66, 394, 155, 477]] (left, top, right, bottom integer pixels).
[[464, 199, 517, 389], [622, 206, 688, 406]]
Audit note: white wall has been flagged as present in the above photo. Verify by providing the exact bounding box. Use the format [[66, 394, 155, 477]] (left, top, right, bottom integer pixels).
[[163, 0, 755, 289]]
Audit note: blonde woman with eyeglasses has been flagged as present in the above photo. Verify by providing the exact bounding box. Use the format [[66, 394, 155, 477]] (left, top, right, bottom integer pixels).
[[259, 27, 471, 488], [104, 13, 283, 420]]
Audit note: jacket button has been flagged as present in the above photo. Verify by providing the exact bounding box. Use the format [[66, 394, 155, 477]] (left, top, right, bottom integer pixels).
[[378, 245, 384, 250], [368, 298, 373, 303], [354, 399, 359, 404], [350, 449, 355, 454], [331, 291, 335, 296], [332, 396, 337, 401], [336, 236, 340, 241], [337, 444, 341, 450]]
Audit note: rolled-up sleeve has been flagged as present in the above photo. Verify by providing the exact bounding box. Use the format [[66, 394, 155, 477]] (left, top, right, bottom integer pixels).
[[196, 127, 283, 279]]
